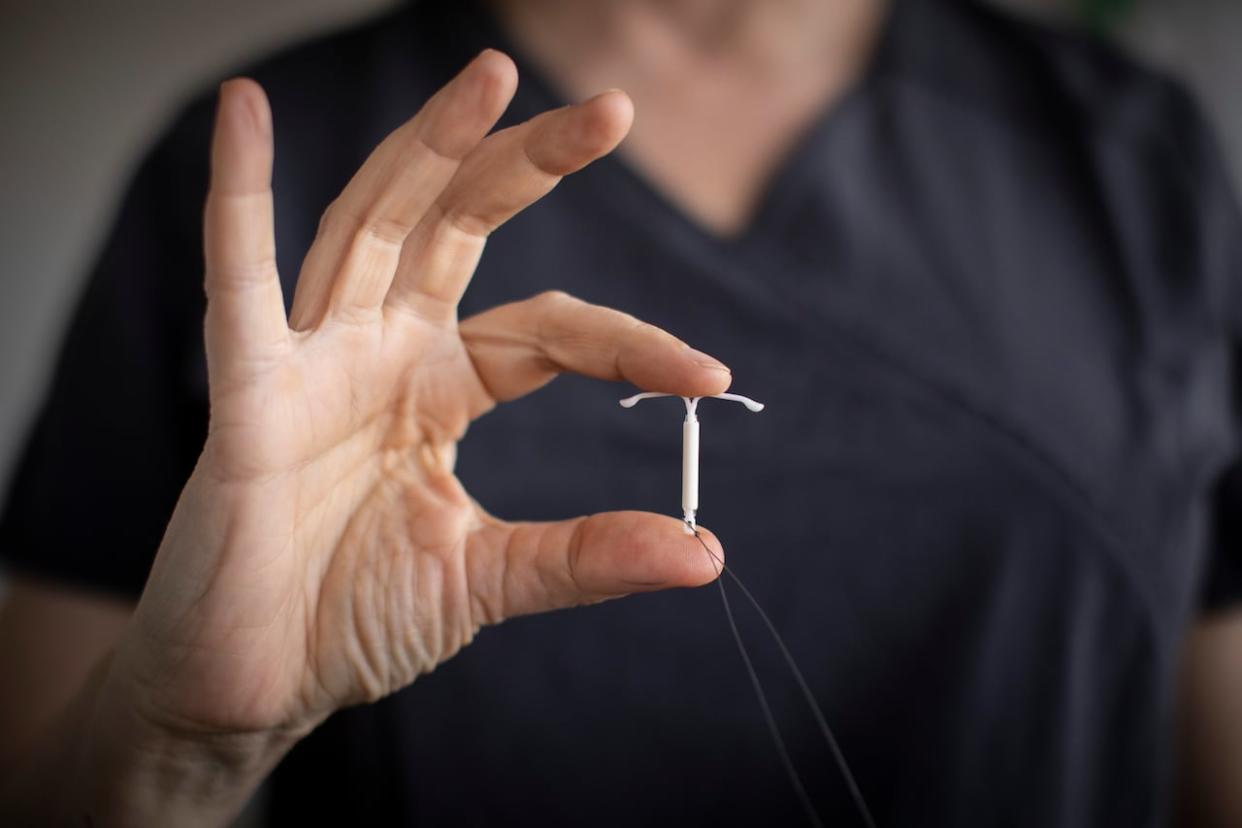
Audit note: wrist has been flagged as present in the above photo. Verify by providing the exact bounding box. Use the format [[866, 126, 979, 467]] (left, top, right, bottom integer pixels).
[[65, 650, 305, 827]]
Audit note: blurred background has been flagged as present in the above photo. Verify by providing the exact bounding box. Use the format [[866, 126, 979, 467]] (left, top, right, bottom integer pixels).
[[1, 0, 1241, 595]]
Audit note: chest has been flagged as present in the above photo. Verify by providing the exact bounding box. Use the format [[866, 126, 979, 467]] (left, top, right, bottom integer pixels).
[[451, 107, 1233, 631]]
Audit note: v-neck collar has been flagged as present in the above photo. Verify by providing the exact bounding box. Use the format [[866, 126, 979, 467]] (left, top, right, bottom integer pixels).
[[453, 0, 908, 254]]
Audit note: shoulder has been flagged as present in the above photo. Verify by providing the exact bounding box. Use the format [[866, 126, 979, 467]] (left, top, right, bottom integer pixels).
[[887, 0, 1215, 180], [886, 0, 1241, 324]]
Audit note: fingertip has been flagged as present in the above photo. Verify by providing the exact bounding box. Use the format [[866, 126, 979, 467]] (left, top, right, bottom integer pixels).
[[212, 77, 272, 192], [572, 512, 723, 593], [674, 339, 732, 396], [467, 48, 519, 111], [618, 333, 732, 399], [218, 77, 271, 139], [579, 89, 634, 153], [473, 48, 518, 83], [625, 514, 724, 588], [424, 50, 518, 162], [522, 90, 633, 177], [591, 89, 634, 131], [662, 368, 732, 401], [688, 360, 734, 397]]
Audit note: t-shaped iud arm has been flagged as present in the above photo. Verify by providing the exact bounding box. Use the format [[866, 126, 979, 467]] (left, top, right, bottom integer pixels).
[[619, 392, 766, 533]]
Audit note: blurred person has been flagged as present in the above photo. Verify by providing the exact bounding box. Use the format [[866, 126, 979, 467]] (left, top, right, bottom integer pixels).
[[1, 0, 1241, 825]]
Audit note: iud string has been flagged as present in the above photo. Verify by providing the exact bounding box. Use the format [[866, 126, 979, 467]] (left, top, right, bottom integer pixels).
[[692, 530, 877, 828], [620, 392, 876, 828]]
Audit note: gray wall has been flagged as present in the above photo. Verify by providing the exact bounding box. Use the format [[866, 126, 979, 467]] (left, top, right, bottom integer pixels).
[[1, 0, 1240, 543], [0, 0, 396, 508], [1123, 0, 1242, 189]]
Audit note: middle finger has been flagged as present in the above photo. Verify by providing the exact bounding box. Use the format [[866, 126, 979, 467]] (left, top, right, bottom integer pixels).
[[288, 49, 517, 330], [384, 89, 634, 322]]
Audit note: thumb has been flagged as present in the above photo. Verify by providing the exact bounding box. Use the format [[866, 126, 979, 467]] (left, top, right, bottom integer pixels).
[[468, 512, 725, 623]]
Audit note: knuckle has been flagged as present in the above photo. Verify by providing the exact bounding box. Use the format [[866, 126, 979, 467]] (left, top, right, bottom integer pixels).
[[533, 289, 577, 311], [355, 214, 409, 248], [411, 127, 466, 166], [439, 204, 492, 240], [320, 201, 409, 249], [207, 257, 279, 291], [627, 318, 656, 336], [530, 291, 578, 344], [317, 199, 340, 234]]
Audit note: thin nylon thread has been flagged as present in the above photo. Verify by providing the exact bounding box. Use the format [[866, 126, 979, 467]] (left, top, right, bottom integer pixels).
[[712, 552, 824, 828], [692, 529, 877, 828]]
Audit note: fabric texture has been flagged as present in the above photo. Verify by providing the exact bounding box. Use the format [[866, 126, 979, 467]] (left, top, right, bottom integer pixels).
[[3, 0, 1241, 824]]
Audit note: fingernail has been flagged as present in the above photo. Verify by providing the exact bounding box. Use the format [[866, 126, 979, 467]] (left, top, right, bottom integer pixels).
[[684, 347, 730, 374], [470, 48, 501, 69]]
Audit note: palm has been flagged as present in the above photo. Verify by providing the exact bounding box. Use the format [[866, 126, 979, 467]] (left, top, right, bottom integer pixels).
[[211, 318, 485, 721], [121, 52, 728, 740]]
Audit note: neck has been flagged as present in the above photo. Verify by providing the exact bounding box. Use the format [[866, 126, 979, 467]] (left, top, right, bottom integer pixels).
[[491, 0, 884, 84], [488, 0, 889, 236]]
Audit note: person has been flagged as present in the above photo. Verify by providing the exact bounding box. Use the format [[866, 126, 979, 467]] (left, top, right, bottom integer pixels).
[[1, 0, 1240, 824]]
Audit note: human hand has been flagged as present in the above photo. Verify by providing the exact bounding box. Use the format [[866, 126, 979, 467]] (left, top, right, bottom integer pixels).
[[107, 51, 730, 764]]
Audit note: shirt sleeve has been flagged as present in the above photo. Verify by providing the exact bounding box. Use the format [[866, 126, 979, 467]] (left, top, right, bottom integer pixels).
[[1179, 87, 1242, 614], [0, 97, 215, 600], [1207, 458, 1242, 611]]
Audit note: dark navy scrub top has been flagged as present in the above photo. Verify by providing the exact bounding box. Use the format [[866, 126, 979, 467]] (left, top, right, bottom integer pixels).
[[4, 0, 1242, 824]]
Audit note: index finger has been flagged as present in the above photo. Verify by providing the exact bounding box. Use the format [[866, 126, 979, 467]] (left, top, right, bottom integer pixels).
[[458, 291, 732, 407]]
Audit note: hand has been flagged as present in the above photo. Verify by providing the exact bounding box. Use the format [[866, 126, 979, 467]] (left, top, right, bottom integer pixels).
[[109, 51, 730, 756]]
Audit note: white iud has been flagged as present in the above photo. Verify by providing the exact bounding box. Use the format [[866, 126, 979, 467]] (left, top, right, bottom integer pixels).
[[619, 392, 765, 533]]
